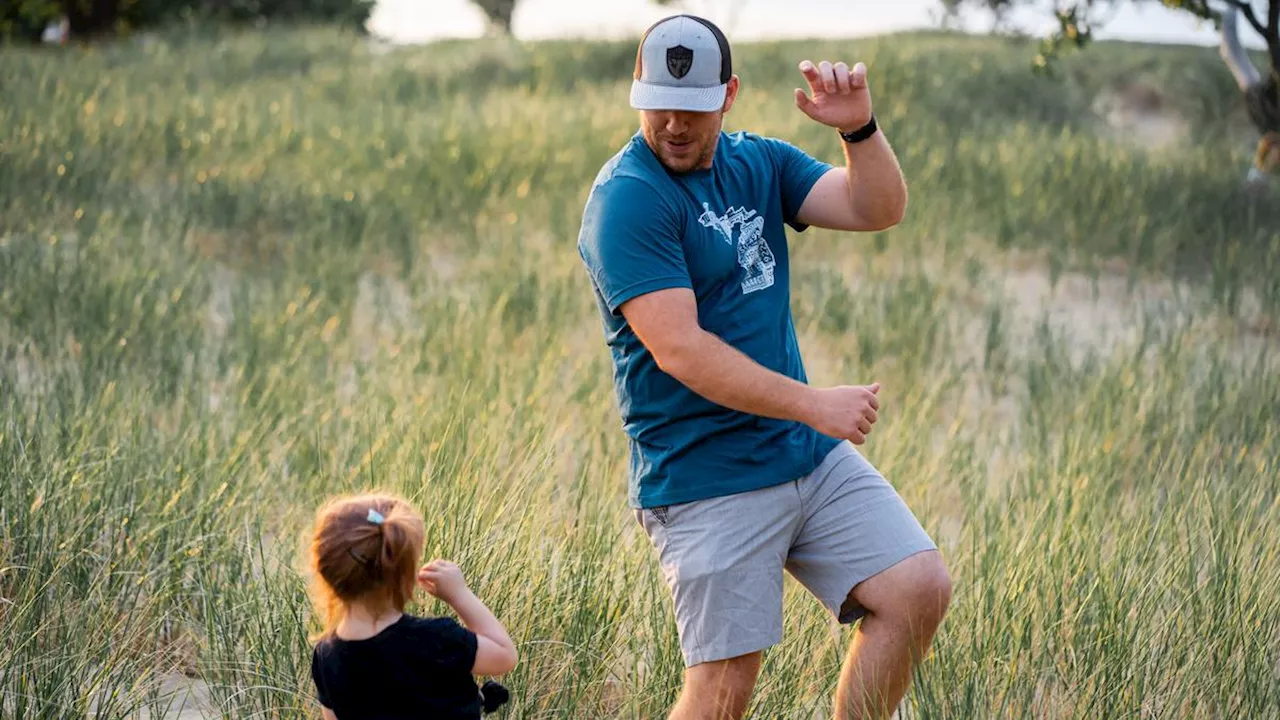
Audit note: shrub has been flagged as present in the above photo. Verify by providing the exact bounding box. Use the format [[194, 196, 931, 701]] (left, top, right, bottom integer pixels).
[[0, 0, 375, 42], [1, 0, 62, 42]]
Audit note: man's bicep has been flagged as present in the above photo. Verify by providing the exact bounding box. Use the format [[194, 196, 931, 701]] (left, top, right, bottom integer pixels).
[[795, 167, 870, 231], [619, 287, 701, 366]]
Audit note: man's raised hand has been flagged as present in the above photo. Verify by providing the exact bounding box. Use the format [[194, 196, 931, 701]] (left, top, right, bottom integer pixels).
[[794, 60, 874, 134]]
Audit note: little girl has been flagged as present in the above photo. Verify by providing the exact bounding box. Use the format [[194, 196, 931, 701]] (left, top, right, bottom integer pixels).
[[307, 492, 518, 719]]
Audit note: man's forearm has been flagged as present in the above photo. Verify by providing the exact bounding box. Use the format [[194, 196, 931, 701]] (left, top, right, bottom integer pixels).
[[841, 127, 907, 227], [661, 328, 817, 424]]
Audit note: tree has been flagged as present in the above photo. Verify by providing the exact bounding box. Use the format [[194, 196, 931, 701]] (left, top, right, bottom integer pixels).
[[1, 0, 375, 42], [471, 0, 517, 35], [940, 0, 1279, 183], [2, 1, 68, 42]]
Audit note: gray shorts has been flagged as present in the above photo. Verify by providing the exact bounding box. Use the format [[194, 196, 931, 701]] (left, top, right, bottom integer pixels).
[[635, 440, 937, 667]]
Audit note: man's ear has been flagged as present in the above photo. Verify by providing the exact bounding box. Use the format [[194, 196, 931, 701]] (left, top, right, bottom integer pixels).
[[722, 75, 740, 113]]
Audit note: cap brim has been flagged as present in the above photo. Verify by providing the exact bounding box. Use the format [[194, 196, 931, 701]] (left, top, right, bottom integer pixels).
[[630, 81, 727, 112]]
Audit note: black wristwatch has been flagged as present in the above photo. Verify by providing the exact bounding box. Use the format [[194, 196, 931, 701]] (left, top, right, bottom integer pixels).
[[839, 114, 878, 144]]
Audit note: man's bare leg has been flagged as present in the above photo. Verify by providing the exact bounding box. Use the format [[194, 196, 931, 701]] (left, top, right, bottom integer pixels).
[[670, 651, 763, 720], [834, 550, 952, 720]]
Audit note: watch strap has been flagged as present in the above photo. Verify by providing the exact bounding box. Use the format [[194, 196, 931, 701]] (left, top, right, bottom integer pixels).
[[839, 114, 878, 144]]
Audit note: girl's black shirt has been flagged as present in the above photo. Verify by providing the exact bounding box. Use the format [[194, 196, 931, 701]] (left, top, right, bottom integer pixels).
[[311, 614, 480, 719]]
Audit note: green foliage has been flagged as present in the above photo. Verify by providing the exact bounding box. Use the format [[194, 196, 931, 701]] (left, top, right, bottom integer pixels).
[[192, 0, 376, 27], [0, 0, 61, 42], [0, 0, 374, 42]]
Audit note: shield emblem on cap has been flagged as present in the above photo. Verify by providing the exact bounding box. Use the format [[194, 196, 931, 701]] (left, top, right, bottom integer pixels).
[[666, 45, 694, 79]]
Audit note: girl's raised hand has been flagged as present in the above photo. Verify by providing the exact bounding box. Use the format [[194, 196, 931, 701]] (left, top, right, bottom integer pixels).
[[417, 559, 468, 603]]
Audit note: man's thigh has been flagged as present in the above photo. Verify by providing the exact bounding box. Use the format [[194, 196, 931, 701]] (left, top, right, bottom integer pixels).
[[636, 481, 802, 668], [784, 440, 938, 623]]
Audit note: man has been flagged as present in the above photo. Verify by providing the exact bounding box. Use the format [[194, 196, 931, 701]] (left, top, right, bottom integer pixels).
[[576, 14, 952, 720]]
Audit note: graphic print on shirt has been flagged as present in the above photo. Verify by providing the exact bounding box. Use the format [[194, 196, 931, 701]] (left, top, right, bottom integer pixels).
[[698, 202, 775, 294]]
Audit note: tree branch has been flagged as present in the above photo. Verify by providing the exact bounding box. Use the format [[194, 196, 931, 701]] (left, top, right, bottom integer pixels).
[[1219, 0, 1270, 40], [1268, 0, 1280, 67], [1221, 6, 1263, 88]]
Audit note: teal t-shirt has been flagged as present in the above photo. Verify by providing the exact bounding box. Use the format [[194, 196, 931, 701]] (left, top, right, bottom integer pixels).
[[577, 129, 841, 509]]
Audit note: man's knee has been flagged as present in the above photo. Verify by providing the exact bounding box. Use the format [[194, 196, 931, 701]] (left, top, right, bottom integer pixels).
[[679, 651, 762, 720], [856, 550, 953, 630], [914, 552, 953, 627], [908, 551, 952, 615]]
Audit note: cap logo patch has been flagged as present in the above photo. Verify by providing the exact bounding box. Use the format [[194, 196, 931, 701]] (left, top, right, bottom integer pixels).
[[666, 45, 693, 79]]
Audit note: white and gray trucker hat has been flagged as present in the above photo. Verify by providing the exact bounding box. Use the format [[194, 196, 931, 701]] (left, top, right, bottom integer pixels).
[[630, 14, 733, 113]]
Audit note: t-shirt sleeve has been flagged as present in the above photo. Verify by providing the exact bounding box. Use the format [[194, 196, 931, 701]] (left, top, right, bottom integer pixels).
[[310, 646, 331, 709], [425, 617, 479, 674], [577, 176, 690, 314], [765, 136, 835, 232]]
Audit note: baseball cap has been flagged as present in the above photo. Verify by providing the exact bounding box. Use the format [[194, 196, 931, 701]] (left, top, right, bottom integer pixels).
[[630, 14, 733, 113]]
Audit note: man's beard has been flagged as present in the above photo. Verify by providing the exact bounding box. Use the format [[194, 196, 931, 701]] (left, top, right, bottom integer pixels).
[[656, 135, 713, 173]]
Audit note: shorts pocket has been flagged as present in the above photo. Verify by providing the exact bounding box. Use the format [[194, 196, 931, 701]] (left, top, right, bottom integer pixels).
[[649, 505, 670, 526]]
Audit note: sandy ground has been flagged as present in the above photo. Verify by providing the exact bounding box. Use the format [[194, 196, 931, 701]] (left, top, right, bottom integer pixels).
[[134, 675, 213, 720], [1093, 83, 1190, 151]]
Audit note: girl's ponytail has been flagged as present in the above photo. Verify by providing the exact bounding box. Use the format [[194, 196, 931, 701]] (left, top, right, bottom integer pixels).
[[375, 501, 424, 613]]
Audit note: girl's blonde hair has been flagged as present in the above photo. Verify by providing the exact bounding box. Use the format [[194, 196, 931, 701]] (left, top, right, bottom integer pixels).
[[307, 492, 424, 636]]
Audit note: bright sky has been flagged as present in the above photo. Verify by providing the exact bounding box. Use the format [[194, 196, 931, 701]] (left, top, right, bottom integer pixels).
[[368, 0, 1264, 47]]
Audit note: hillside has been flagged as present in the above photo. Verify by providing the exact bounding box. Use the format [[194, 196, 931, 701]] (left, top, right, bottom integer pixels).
[[2, 25, 1278, 720]]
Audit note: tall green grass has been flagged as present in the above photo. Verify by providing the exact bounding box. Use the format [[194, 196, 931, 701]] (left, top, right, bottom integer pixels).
[[2, 24, 1278, 718]]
